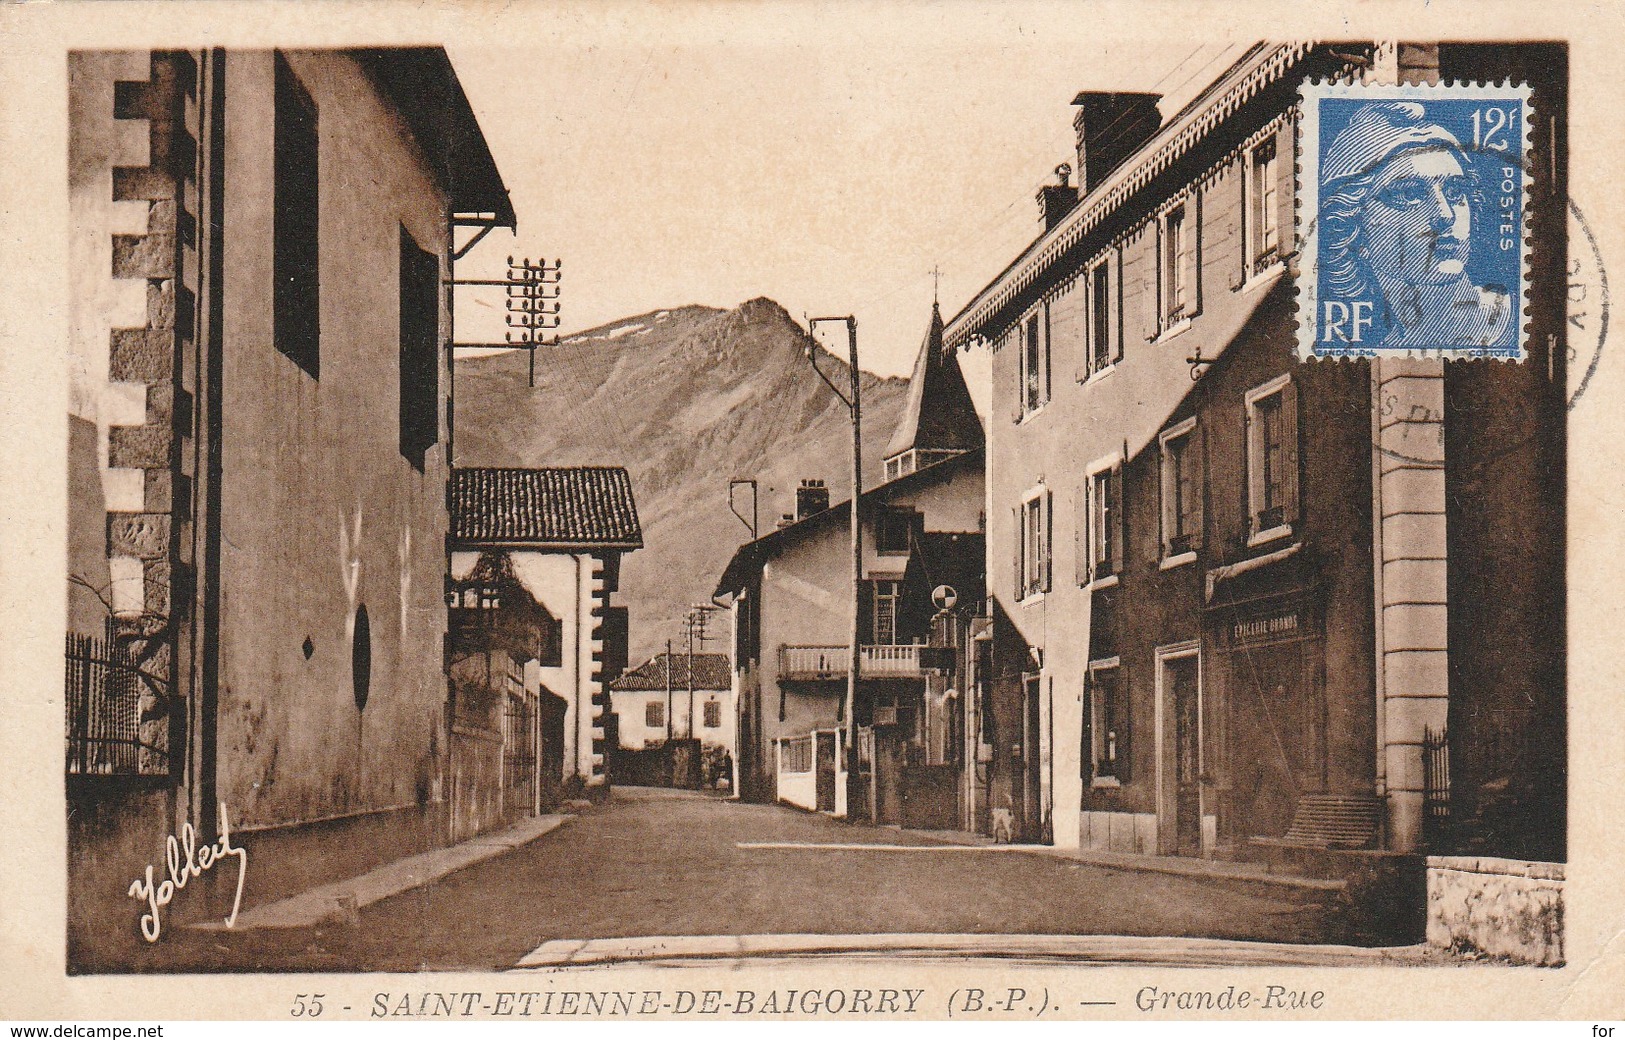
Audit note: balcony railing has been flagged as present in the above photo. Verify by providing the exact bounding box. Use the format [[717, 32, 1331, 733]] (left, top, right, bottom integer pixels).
[[779, 643, 924, 681]]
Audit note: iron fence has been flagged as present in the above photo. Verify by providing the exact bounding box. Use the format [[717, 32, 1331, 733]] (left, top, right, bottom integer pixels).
[[64, 632, 170, 777], [1422, 724, 1450, 844]]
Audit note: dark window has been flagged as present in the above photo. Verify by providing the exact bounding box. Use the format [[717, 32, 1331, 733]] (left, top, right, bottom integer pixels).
[[537, 614, 564, 669], [1088, 665, 1128, 781], [1249, 138, 1280, 274], [1164, 204, 1188, 322], [703, 700, 722, 729], [1161, 425, 1200, 557], [274, 52, 319, 377], [1022, 309, 1049, 414], [1258, 393, 1285, 514], [1089, 468, 1122, 579], [645, 700, 664, 728], [1255, 391, 1287, 529], [399, 225, 440, 469], [1090, 262, 1112, 373], [874, 507, 917, 555], [1020, 492, 1051, 597], [1247, 377, 1299, 537]]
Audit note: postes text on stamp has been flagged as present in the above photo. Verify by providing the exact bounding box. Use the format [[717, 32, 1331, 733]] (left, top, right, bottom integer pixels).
[[1297, 81, 1533, 360]]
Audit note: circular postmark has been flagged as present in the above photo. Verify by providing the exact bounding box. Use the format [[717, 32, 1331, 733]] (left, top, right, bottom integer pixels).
[[1564, 194, 1610, 412], [1296, 140, 1607, 468]]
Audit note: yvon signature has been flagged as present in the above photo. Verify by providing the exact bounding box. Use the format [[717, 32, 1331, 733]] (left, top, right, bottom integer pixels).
[[127, 803, 248, 943]]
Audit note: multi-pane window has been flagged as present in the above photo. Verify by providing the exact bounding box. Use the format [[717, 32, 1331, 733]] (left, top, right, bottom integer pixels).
[[1165, 205, 1188, 321], [1018, 490, 1051, 599], [645, 700, 665, 728], [1246, 374, 1299, 541], [1085, 461, 1123, 582], [1087, 257, 1116, 376], [399, 226, 440, 469], [1159, 418, 1201, 560], [1160, 197, 1200, 327], [1248, 137, 1280, 275], [703, 700, 722, 729], [273, 52, 320, 377], [871, 580, 902, 645], [1085, 660, 1128, 783], [1020, 306, 1050, 415], [874, 507, 916, 555]]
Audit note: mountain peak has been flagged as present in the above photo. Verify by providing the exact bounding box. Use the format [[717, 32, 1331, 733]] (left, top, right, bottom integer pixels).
[[456, 298, 915, 661]]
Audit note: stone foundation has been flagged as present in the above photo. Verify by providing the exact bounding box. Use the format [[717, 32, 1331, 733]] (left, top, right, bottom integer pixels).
[[1426, 855, 1564, 965]]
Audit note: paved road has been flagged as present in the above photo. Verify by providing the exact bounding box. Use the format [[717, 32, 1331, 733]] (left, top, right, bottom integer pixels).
[[142, 787, 1345, 972]]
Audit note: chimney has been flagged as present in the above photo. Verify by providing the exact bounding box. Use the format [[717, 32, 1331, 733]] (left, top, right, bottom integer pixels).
[[795, 479, 830, 521], [776, 513, 797, 530], [1037, 163, 1077, 231], [1071, 91, 1163, 194]]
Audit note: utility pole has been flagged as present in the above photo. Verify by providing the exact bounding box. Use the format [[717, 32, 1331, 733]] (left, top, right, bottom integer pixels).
[[685, 614, 696, 741], [805, 316, 863, 823], [664, 638, 673, 743], [728, 479, 759, 540], [684, 605, 718, 743]]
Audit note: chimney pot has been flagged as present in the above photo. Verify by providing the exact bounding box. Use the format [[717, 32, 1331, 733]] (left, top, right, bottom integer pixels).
[[795, 479, 831, 521], [1071, 91, 1163, 194]]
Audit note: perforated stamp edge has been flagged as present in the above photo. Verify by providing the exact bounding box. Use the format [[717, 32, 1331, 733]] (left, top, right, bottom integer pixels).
[[1294, 79, 1534, 363]]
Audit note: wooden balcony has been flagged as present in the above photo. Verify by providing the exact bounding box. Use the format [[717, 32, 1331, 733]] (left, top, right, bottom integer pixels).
[[779, 644, 924, 681]]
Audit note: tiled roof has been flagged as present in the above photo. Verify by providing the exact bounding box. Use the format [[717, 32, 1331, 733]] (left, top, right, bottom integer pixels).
[[713, 447, 983, 598], [451, 467, 643, 548], [610, 652, 732, 692]]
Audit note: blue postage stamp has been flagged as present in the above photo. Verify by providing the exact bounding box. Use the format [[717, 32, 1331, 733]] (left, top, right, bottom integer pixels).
[[1297, 82, 1533, 360]]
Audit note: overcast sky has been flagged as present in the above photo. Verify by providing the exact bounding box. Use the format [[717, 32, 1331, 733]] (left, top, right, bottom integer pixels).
[[448, 12, 1247, 387]]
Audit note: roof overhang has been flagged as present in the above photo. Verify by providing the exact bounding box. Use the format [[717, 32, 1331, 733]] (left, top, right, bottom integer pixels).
[[354, 47, 517, 229], [943, 43, 1312, 348], [712, 447, 983, 598], [451, 538, 644, 553]]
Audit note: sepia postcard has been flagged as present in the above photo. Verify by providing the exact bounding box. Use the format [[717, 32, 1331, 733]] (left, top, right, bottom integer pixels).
[[3, 0, 1623, 1025]]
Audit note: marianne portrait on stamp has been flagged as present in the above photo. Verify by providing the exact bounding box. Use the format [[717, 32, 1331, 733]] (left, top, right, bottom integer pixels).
[[1319, 100, 1515, 351]]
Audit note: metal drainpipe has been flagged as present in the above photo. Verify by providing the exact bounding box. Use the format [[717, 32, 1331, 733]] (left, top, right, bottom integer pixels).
[[1371, 357, 1387, 806]]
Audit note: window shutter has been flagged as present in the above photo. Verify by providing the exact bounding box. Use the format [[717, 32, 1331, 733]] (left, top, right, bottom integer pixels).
[[1042, 302, 1053, 406], [1079, 268, 1098, 384], [1276, 128, 1295, 260], [1081, 670, 1094, 781], [1012, 505, 1022, 598], [1109, 464, 1126, 576], [1245, 402, 1261, 535], [1189, 188, 1203, 318], [1117, 665, 1131, 783], [1041, 489, 1054, 592], [1076, 292, 1090, 384], [1074, 483, 1089, 586], [1156, 440, 1168, 558], [1113, 249, 1126, 363], [1281, 379, 1301, 525], [1010, 328, 1024, 424], [1189, 422, 1206, 550], [858, 579, 874, 645]]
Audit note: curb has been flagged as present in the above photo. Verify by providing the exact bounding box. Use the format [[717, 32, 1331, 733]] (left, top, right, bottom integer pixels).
[[511, 932, 1436, 969], [189, 814, 574, 932]]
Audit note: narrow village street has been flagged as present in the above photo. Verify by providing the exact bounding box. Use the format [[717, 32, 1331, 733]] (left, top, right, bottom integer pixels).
[[139, 787, 1356, 973], [36, 30, 1583, 1021]]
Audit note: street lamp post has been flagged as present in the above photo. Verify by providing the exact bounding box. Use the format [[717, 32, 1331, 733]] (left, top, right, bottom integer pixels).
[[805, 316, 863, 823]]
